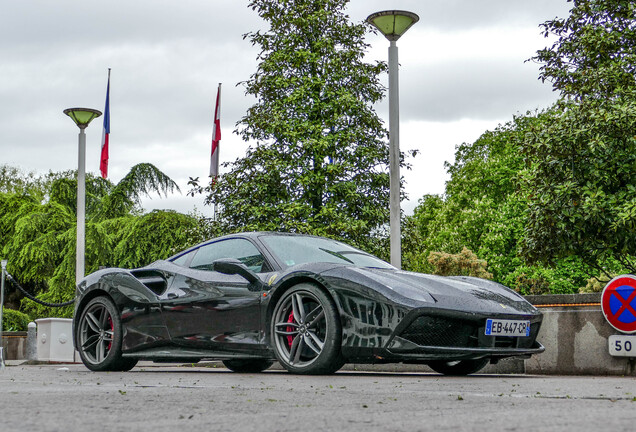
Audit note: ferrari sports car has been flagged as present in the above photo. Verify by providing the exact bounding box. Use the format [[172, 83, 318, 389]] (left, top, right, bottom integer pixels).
[[73, 232, 544, 375]]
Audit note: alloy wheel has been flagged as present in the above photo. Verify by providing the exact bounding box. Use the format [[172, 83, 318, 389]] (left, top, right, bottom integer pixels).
[[79, 301, 114, 365], [273, 290, 327, 368]]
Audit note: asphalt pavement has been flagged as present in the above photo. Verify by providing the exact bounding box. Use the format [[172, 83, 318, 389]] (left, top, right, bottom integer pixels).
[[1, 361, 635, 431]]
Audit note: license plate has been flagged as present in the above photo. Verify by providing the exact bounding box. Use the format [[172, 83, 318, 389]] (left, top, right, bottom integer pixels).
[[608, 335, 636, 357], [485, 319, 530, 337]]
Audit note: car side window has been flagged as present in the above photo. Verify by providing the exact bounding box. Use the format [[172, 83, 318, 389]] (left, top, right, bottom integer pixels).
[[189, 239, 269, 273]]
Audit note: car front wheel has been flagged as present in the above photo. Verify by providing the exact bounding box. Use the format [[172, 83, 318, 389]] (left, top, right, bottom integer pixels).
[[77, 296, 137, 372], [271, 283, 344, 375]]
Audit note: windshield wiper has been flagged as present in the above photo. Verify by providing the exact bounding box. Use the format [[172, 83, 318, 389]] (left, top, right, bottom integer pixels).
[[319, 248, 354, 264]]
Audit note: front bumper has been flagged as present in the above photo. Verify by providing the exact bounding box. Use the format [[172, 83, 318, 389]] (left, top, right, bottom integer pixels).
[[343, 306, 545, 363]]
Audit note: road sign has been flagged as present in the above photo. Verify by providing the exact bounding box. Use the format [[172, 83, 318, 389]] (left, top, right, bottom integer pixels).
[[601, 275, 636, 334], [608, 335, 636, 357]]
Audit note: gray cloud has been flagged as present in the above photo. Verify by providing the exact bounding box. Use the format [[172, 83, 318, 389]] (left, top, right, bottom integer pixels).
[[399, 60, 556, 122], [2, 1, 263, 47], [1, 0, 571, 213], [347, 0, 571, 30]]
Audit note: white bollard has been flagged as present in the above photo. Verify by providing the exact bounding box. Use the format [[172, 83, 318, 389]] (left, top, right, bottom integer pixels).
[[27, 322, 37, 361], [35, 318, 75, 362]]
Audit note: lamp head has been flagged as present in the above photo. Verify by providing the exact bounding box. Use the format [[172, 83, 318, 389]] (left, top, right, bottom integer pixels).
[[63, 108, 102, 130], [366, 10, 419, 42]]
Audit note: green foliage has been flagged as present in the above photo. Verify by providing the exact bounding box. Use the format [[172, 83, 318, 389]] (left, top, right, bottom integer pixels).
[[404, 112, 594, 294], [191, 0, 398, 251], [502, 258, 591, 295], [523, 0, 636, 273], [580, 274, 613, 293], [1, 308, 31, 332], [404, 0, 636, 292], [98, 163, 180, 219], [113, 210, 201, 268], [520, 99, 636, 273], [405, 115, 536, 272], [427, 248, 493, 279], [0, 165, 47, 199], [0, 163, 197, 319], [533, 0, 636, 100]]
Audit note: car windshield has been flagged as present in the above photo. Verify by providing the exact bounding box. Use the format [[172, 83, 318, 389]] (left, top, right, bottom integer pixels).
[[260, 235, 394, 269]]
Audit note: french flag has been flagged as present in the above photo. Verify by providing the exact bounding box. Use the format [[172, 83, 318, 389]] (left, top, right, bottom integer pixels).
[[100, 69, 111, 179]]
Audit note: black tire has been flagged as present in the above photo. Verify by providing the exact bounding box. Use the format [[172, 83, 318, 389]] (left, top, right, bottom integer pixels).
[[77, 296, 135, 372], [222, 359, 274, 373], [270, 283, 344, 375], [116, 357, 139, 372], [428, 358, 489, 376]]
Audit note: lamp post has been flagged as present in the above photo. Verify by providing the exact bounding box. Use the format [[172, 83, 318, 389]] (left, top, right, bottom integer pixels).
[[366, 10, 419, 269], [63, 108, 102, 284], [0, 260, 6, 371]]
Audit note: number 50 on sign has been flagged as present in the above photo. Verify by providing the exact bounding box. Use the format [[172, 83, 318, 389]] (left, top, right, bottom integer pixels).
[[608, 335, 636, 357]]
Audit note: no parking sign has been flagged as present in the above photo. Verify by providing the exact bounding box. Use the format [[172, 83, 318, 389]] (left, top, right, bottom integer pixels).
[[601, 275, 636, 357], [601, 275, 636, 334]]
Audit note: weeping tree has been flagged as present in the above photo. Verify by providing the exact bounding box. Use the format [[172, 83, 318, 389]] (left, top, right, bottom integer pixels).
[[191, 0, 408, 253], [0, 163, 211, 318]]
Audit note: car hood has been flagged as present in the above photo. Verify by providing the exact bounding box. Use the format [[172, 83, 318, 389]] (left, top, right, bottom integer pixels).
[[322, 266, 538, 314]]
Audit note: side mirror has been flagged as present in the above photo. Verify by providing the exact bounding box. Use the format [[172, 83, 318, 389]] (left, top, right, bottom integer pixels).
[[211, 258, 263, 291]]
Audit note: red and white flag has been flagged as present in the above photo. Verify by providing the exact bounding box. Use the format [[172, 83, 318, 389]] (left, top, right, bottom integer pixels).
[[209, 83, 221, 178], [100, 69, 111, 179]]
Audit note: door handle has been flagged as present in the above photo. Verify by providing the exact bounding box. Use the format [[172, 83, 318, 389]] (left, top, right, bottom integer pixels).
[[167, 293, 178, 299]]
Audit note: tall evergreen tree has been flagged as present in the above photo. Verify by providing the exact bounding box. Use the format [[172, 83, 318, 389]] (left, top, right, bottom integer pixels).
[[193, 0, 395, 249]]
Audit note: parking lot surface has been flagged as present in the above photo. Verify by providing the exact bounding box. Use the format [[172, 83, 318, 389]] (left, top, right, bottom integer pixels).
[[1, 362, 635, 431]]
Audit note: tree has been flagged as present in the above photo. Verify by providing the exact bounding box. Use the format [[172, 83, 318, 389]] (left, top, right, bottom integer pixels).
[[404, 115, 536, 277], [0, 163, 206, 318], [534, 0, 636, 100], [191, 0, 398, 251], [0, 165, 46, 197], [403, 112, 593, 294], [522, 0, 636, 274]]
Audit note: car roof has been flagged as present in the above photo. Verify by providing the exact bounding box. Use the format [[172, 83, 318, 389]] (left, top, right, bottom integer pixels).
[[166, 231, 326, 261]]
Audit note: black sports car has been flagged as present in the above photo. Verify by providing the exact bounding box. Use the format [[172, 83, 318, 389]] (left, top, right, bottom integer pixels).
[[72, 232, 544, 375]]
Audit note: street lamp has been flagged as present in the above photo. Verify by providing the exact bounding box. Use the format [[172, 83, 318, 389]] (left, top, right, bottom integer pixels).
[[0, 260, 7, 371], [367, 10, 419, 269], [63, 108, 102, 283]]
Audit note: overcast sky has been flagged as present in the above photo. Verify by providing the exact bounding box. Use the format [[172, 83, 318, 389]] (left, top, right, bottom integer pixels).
[[0, 0, 571, 217]]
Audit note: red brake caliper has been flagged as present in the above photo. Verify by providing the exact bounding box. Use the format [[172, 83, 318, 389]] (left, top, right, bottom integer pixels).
[[286, 311, 295, 347], [107, 316, 113, 350]]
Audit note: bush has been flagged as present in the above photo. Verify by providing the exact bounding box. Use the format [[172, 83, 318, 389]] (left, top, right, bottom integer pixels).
[[508, 269, 551, 295], [427, 248, 493, 279], [580, 275, 614, 293], [1, 308, 31, 331], [502, 261, 587, 295]]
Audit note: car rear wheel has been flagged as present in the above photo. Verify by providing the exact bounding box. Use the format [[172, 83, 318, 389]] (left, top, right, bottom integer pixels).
[[222, 359, 274, 373], [271, 283, 344, 375], [428, 358, 489, 376], [77, 296, 137, 372]]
